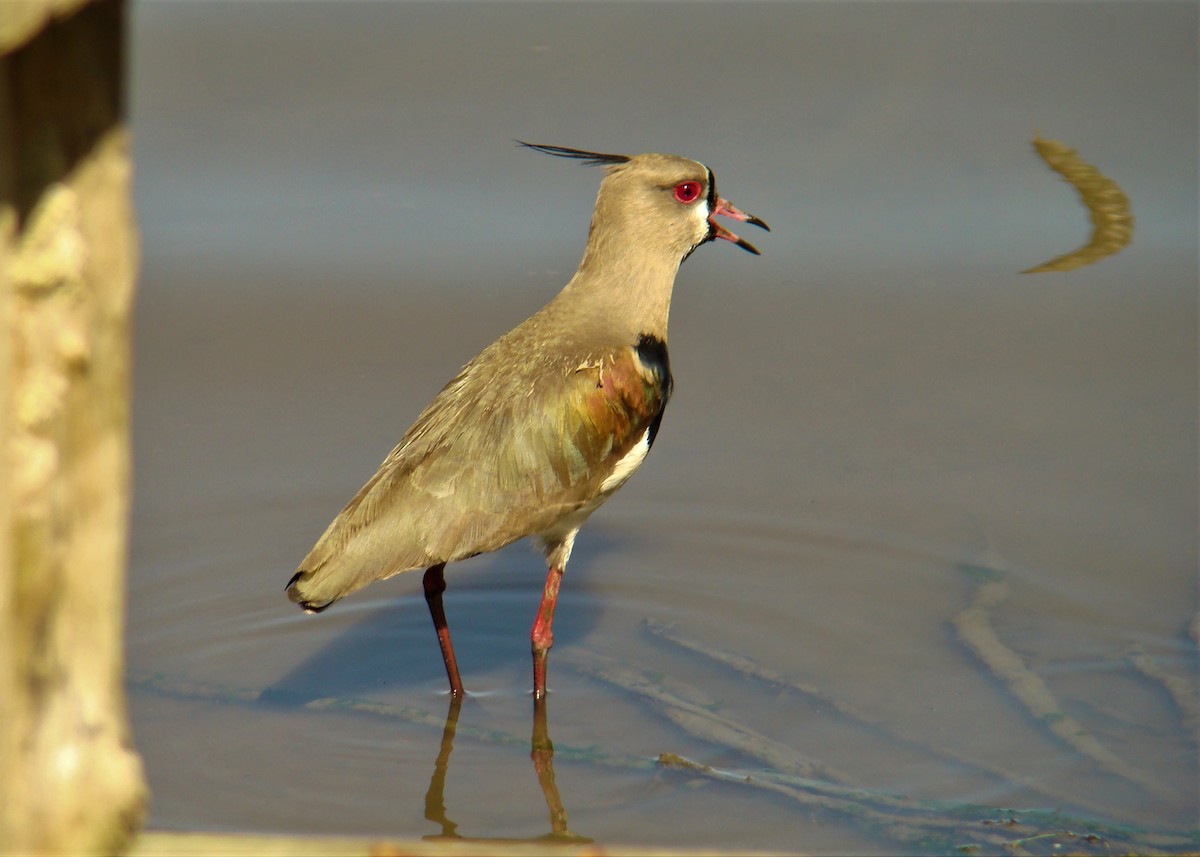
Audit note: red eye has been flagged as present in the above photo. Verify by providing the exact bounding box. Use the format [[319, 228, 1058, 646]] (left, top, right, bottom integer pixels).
[[673, 180, 703, 204]]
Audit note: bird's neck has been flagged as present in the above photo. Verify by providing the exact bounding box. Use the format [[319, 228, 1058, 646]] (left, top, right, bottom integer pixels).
[[557, 226, 684, 341]]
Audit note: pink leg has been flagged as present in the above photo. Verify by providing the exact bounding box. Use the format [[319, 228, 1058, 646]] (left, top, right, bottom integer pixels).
[[423, 563, 464, 697], [530, 564, 563, 700]]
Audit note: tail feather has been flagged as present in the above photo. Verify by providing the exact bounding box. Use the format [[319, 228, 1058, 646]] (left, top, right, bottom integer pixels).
[[285, 540, 424, 612], [284, 570, 335, 613]]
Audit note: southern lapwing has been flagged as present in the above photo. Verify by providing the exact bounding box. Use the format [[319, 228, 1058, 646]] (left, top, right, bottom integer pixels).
[[286, 143, 768, 700]]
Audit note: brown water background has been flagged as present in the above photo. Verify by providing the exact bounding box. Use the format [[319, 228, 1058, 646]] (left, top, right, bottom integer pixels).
[[128, 2, 1197, 851]]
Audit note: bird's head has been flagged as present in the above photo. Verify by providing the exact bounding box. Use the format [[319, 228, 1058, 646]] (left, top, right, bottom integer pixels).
[[519, 143, 769, 263]]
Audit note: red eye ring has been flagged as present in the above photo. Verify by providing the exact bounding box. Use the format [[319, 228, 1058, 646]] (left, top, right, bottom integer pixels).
[[673, 180, 703, 204]]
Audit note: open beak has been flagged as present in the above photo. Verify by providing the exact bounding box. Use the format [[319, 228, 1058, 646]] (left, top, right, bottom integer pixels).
[[709, 197, 770, 255]]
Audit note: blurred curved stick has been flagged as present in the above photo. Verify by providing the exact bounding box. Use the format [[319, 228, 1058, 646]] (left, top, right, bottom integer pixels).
[[1022, 134, 1133, 274]]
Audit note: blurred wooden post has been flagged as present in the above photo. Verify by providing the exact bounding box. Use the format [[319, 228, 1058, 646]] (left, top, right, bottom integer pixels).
[[0, 0, 147, 852]]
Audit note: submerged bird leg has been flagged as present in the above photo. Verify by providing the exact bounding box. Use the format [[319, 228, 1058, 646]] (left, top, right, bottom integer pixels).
[[531, 564, 564, 700], [423, 563, 465, 697]]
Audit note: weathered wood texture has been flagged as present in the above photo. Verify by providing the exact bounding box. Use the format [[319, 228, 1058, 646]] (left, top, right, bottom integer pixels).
[[0, 0, 146, 852]]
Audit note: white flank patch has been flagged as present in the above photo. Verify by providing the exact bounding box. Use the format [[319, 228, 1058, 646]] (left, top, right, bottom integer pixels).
[[600, 429, 651, 494]]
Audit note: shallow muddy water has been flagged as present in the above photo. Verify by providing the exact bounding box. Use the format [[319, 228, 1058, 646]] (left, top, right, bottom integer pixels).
[[127, 2, 1197, 852]]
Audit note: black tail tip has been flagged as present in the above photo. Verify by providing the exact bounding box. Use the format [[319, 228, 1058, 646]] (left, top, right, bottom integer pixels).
[[285, 570, 330, 614]]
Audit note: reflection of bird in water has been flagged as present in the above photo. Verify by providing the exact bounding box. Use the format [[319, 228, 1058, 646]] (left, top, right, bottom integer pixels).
[[423, 697, 589, 845], [286, 143, 767, 699]]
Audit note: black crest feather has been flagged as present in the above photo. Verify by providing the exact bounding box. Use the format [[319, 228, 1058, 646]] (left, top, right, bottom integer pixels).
[[516, 141, 631, 167]]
